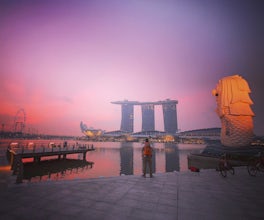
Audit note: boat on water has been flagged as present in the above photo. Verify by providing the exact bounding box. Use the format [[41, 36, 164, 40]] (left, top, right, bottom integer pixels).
[[80, 121, 104, 138]]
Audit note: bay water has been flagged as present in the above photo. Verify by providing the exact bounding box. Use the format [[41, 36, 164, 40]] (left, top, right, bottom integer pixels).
[[0, 140, 206, 183]]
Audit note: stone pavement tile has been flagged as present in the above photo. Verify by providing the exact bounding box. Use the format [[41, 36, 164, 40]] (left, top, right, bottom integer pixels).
[[125, 190, 145, 200], [178, 207, 242, 220], [177, 168, 264, 220], [80, 208, 108, 220], [0, 213, 18, 220], [107, 205, 133, 220], [107, 212, 131, 220], [57, 205, 85, 216], [1, 168, 264, 220], [100, 193, 124, 203], [128, 208, 158, 220], [158, 191, 178, 201], [139, 192, 161, 203], [90, 201, 117, 212], [75, 198, 95, 209], [155, 203, 177, 215], [116, 197, 142, 209], [151, 212, 177, 220], [43, 200, 72, 213], [158, 197, 177, 208], [11, 205, 51, 220]]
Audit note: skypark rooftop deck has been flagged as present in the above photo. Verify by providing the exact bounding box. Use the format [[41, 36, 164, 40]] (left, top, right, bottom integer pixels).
[[111, 99, 178, 105]]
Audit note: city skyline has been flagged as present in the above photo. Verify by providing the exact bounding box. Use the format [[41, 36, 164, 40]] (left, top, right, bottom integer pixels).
[[1, 0, 264, 136]]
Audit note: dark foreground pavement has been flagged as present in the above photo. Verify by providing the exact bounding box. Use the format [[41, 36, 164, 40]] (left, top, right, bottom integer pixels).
[[0, 167, 264, 220]]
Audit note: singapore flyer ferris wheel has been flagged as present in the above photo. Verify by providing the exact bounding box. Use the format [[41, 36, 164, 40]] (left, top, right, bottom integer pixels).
[[13, 108, 26, 133]]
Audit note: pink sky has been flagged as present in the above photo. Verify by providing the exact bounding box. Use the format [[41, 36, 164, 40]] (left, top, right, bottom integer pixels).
[[1, 0, 264, 136]]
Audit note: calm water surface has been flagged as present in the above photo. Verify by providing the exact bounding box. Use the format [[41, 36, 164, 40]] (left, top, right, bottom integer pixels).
[[0, 140, 206, 183]]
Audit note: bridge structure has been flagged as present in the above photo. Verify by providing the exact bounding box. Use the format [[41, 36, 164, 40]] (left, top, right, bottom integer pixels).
[[111, 99, 178, 134]]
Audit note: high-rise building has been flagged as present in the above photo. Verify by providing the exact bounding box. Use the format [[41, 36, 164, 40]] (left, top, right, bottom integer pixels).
[[141, 104, 155, 131], [162, 100, 178, 134], [111, 99, 178, 134], [121, 103, 134, 132], [111, 100, 139, 132]]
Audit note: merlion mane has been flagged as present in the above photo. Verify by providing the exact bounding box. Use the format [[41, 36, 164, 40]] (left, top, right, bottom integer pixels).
[[212, 74, 254, 147]]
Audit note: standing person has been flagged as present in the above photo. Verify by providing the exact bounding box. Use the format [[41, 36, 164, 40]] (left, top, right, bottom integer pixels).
[[142, 138, 153, 178]]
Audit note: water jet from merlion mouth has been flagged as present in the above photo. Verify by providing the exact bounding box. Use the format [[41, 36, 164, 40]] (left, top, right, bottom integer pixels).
[[212, 74, 255, 147]]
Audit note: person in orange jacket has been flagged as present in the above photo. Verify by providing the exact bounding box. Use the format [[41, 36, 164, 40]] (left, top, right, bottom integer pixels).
[[142, 138, 153, 178]]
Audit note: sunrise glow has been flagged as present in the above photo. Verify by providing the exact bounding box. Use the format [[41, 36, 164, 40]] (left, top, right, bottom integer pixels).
[[0, 0, 263, 136]]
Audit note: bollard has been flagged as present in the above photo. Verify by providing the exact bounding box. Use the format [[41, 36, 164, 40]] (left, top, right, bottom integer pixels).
[[16, 159, 23, 184], [83, 152, 87, 161], [34, 156, 40, 163], [11, 154, 17, 173], [10, 152, 14, 170]]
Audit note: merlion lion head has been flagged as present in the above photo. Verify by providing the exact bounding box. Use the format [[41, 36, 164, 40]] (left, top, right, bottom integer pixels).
[[212, 74, 255, 147]]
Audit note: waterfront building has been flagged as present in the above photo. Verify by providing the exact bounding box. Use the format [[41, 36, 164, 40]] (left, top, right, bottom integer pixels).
[[111, 99, 178, 134], [111, 100, 139, 133], [80, 121, 104, 138], [120, 102, 134, 133], [162, 100, 178, 134], [141, 103, 155, 131]]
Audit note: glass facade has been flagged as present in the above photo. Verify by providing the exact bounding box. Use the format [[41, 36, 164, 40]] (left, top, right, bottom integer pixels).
[[120, 103, 134, 132], [141, 104, 155, 131], [162, 102, 178, 134]]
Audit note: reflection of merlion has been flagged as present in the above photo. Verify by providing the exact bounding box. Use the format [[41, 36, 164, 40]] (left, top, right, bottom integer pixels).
[[212, 75, 254, 147]]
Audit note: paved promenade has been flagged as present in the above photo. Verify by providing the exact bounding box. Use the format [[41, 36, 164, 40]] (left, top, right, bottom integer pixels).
[[0, 167, 264, 220]]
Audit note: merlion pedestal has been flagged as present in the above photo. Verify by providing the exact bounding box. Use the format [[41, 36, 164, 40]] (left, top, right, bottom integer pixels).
[[212, 75, 255, 147]]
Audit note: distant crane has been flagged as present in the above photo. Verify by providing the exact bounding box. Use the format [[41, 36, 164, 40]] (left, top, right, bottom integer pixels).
[[13, 108, 26, 133]]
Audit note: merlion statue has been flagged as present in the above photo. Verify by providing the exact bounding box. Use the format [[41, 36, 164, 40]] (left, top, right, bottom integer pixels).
[[212, 75, 254, 147]]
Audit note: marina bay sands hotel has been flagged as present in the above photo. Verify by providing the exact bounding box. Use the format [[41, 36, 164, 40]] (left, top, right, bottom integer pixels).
[[111, 99, 178, 134]]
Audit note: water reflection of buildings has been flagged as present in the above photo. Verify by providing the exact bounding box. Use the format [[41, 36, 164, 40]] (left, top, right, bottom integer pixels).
[[164, 144, 180, 172], [120, 142, 157, 175], [120, 142, 133, 175], [119, 142, 179, 175], [120, 142, 204, 175]]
